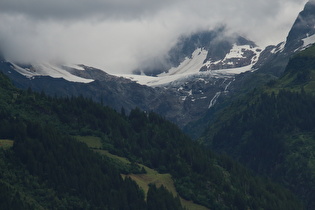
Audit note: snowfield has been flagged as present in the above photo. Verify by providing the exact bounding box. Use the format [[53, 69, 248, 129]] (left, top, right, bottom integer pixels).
[[162, 48, 208, 76], [302, 34, 315, 48], [117, 65, 254, 87], [115, 47, 258, 87], [9, 43, 264, 86], [11, 63, 94, 83]]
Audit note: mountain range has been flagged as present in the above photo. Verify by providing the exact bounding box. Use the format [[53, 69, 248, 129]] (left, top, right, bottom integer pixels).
[[0, 0, 315, 209], [0, 65, 304, 209], [1, 1, 315, 132]]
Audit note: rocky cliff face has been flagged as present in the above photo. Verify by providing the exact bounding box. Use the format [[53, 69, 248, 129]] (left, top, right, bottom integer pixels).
[[285, 0, 315, 51], [253, 0, 315, 76]]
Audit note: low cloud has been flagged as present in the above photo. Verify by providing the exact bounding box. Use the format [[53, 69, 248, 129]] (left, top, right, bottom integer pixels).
[[0, 0, 181, 20], [0, 0, 308, 73]]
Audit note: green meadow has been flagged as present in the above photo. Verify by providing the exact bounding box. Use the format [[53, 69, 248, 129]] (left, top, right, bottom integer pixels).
[[0, 139, 14, 150], [76, 136, 208, 210]]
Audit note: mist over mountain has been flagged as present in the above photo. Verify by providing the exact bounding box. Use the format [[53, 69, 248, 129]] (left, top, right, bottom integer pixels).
[[1, 1, 315, 209], [0, 0, 308, 73], [0, 0, 314, 130], [0, 25, 262, 129], [134, 26, 258, 76]]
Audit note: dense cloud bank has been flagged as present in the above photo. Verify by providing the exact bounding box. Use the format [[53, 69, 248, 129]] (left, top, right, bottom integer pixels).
[[0, 0, 308, 73]]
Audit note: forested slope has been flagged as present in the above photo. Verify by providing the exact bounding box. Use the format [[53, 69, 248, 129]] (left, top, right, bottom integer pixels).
[[203, 44, 315, 209], [0, 73, 184, 210], [0, 70, 303, 209]]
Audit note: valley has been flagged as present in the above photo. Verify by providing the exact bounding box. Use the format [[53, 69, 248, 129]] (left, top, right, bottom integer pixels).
[[0, 70, 303, 209], [0, 0, 315, 209]]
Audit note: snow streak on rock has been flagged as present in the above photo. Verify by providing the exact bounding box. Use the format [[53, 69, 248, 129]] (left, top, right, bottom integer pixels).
[[209, 92, 221, 108], [208, 78, 234, 109]]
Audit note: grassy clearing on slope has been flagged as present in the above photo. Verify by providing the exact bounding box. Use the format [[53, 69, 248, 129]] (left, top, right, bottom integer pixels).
[[75, 136, 103, 149], [75, 135, 208, 210], [95, 149, 131, 165], [123, 165, 175, 196], [122, 164, 208, 210], [0, 139, 14, 150]]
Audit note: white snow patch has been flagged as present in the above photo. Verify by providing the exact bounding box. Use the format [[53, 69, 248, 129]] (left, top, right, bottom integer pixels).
[[224, 81, 232, 92], [116, 64, 253, 87], [271, 42, 285, 54], [177, 86, 184, 91], [224, 44, 250, 59], [204, 44, 261, 70], [302, 34, 315, 48], [117, 73, 189, 86], [12, 63, 94, 83], [114, 46, 260, 87], [188, 90, 193, 96], [159, 48, 208, 76], [12, 63, 36, 78], [211, 65, 253, 75]]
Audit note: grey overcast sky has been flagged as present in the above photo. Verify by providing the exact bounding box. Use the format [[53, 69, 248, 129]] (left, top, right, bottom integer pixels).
[[0, 0, 309, 73]]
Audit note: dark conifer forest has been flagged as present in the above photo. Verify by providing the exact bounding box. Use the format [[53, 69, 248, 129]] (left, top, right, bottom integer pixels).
[[204, 44, 315, 209], [0, 66, 304, 209], [1, 45, 315, 209]]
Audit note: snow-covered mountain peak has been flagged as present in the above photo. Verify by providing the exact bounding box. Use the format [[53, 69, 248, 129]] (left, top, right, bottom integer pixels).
[[118, 41, 261, 87], [202, 44, 261, 71], [122, 28, 263, 87]]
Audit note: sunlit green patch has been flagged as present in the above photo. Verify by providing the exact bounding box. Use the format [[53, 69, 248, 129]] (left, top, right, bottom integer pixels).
[[0, 139, 14, 150]]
